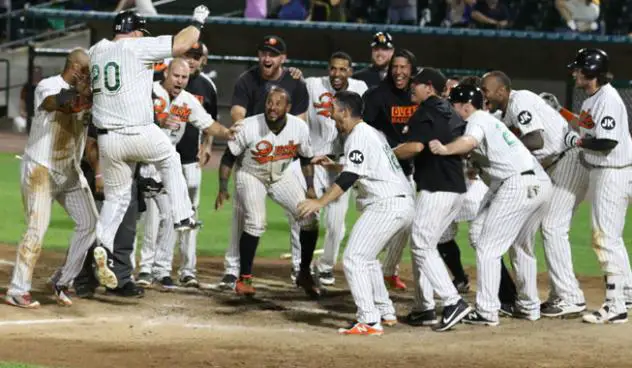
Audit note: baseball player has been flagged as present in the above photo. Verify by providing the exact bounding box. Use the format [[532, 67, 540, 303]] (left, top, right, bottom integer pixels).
[[287, 51, 368, 286], [393, 68, 472, 331], [353, 32, 395, 88], [215, 86, 320, 298], [136, 59, 237, 289], [431, 84, 552, 326], [88, 8, 209, 289], [298, 91, 414, 336], [565, 48, 632, 324], [481, 71, 588, 318], [4, 49, 95, 308]]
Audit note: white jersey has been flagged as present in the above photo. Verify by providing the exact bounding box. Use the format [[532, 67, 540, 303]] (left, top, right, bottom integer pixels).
[[89, 35, 173, 130], [578, 83, 632, 167], [343, 122, 413, 210], [152, 81, 215, 145], [503, 90, 568, 161], [24, 75, 90, 173], [228, 114, 313, 183], [305, 76, 368, 156], [466, 110, 535, 183]]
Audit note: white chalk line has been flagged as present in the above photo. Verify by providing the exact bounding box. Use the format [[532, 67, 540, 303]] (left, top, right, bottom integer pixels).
[[0, 316, 120, 327], [0, 259, 15, 267]]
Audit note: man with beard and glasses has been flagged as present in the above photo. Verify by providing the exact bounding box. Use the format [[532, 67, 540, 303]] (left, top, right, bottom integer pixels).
[[217, 35, 310, 290], [361, 48, 417, 291], [353, 32, 395, 88], [215, 86, 321, 299]]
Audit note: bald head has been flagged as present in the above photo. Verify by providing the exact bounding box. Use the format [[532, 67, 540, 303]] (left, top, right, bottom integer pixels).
[[481, 70, 512, 113], [163, 58, 190, 97], [167, 58, 190, 74], [65, 48, 89, 71]]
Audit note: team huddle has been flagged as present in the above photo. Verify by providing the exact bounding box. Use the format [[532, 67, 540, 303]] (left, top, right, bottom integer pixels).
[[4, 6, 632, 336]]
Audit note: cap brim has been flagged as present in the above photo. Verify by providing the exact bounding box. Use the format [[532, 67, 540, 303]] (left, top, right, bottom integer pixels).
[[258, 45, 284, 55], [140, 28, 151, 37], [371, 43, 393, 49]]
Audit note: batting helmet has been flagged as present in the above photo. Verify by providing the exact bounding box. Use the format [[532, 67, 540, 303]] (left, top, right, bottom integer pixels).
[[567, 48, 609, 78], [448, 84, 484, 110], [113, 11, 150, 36]]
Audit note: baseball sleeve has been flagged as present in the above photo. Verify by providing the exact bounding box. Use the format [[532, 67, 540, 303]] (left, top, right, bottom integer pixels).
[[187, 93, 214, 131], [592, 97, 624, 141], [134, 36, 173, 63], [509, 93, 545, 136], [405, 111, 434, 144], [298, 123, 314, 158], [34, 79, 60, 111], [227, 123, 249, 156], [465, 119, 485, 144], [343, 130, 370, 177]]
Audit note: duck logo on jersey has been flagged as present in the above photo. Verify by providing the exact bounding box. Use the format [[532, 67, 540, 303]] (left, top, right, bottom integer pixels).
[[251, 140, 299, 164], [578, 109, 595, 129], [517, 110, 532, 125], [349, 150, 364, 164], [314, 92, 334, 118], [600, 116, 616, 130]]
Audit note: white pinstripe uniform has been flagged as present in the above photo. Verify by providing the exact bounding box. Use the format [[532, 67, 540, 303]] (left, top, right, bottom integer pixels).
[[138, 81, 215, 279], [287, 76, 368, 275], [7, 75, 98, 296], [466, 110, 552, 322], [502, 89, 587, 306], [341, 122, 414, 324], [573, 83, 632, 316], [89, 35, 195, 253], [227, 114, 318, 254], [438, 176, 489, 244]]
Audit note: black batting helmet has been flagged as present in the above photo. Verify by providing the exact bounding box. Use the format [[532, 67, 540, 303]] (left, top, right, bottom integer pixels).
[[449, 84, 484, 110], [113, 11, 150, 36], [567, 48, 608, 78]]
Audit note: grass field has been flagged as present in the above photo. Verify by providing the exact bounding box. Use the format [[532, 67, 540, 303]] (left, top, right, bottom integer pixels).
[[0, 363, 50, 368], [0, 152, 630, 276]]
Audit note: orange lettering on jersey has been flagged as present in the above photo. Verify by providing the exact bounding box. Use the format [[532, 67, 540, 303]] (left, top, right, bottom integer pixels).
[[153, 96, 168, 122], [251, 140, 299, 164], [390, 105, 417, 124], [578, 109, 595, 129], [314, 92, 334, 118], [169, 103, 192, 122]]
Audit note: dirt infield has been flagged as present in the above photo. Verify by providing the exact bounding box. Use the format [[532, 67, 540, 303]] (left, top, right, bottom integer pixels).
[[0, 244, 632, 368]]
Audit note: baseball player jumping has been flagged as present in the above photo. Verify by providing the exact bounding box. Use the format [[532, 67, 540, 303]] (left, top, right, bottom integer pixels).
[[5, 49, 95, 308], [431, 84, 553, 326], [565, 48, 632, 324], [88, 8, 209, 289], [215, 86, 321, 298], [481, 71, 588, 318], [298, 91, 415, 336]]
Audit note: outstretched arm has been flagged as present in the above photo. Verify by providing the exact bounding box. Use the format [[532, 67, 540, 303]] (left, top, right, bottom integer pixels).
[[215, 148, 237, 210]]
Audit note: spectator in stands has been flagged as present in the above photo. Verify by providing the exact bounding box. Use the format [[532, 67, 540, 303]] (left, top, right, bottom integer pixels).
[[115, 0, 158, 15], [13, 66, 42, 134], [471, 0, 510, 29], [245, 0, 267, 19], [555, 0, 599, 32], [442, 0, 476, 28], [388, 0, 417, 25], [277, 0, 310, 20]]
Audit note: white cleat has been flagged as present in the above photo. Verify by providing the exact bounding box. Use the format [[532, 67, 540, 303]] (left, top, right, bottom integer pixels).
[[94, 246, 118, 289], [582, 305, 628, 324]]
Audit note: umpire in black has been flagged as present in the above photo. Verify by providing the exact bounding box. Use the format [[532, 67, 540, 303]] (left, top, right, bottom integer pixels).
[[73, 123, 144, 298]]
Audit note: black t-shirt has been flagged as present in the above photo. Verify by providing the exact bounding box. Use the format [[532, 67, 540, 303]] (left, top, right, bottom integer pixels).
[[362, 81, 417, 176], [353, 65, 386, 89], [176, 73, 219, 164], [405, 96, 467, 193], [473, 1, 510, 28], [231, 66, 309, 117]]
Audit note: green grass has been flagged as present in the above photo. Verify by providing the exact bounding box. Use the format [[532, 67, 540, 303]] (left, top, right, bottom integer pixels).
[[0, 363, 51, 368], [0, 152, 630, 276]]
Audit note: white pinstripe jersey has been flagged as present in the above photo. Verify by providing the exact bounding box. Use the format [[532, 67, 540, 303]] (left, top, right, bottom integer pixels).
[[466, 110, 535, 183], [343, 122, 413, 210], [24, 75, 90, 173], [228, 113, 313, 183], [89, 35, 173, 130], [503, 90, 568, 161], [305, 76, 368, 156], [578, 83, 632, 166], [152, 81, 215, 145]]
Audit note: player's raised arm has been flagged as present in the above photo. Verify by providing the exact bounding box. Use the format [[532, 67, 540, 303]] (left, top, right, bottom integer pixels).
[[172, 5, 210, 57], [39, 49, 91, 114]]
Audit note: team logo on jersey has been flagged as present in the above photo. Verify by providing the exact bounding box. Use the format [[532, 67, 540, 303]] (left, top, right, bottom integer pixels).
[[517, 110, 532, 125], [578, 109, 595, 129], [390, 105, 417, 124], [313, 92, 334, 118], [153, 96, 168, 121], [170, 103, 192, 122], [251, 140, 299, 164], [348, 150, 364, 164], [600, 116, 616, 130]]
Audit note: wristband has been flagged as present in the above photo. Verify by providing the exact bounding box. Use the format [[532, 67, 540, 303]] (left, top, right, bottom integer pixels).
[[191, 21, 204, 30]]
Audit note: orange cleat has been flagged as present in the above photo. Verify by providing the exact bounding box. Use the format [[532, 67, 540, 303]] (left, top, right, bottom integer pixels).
[[235, 275, 256, 296], [384, 275, 407, 290], [338, 322, 384, 336]]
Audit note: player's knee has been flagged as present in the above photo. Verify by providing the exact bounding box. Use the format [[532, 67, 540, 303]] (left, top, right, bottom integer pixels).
[[299, 217, 319, 232], [243, 221, 265, 237], [20, 230, 44, 254]]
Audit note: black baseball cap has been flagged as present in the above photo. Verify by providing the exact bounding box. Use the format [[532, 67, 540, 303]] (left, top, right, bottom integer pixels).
[[412, 67, 447, 94], [184, 42, 203, 58], [371, 32, 394, 49], [258, 35, 287, 55]]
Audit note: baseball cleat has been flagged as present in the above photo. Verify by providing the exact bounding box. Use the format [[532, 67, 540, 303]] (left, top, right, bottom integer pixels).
[[52, 284, 72, 306], [462, 311, 500, 326], [433, 298, 472, 332], [73, 284, 96, 299], [136, 272, 153, 288], [499, 303, 516, 318], [296, 270, 321, 299], [218, 274, 238, 290], [384, 275, 407, 290], [338, 322, 384, 336], [174, 218, 202, 232], [235, 276, 256, 296], [290, 269, 299, 284], [453, 279, 470, 294], [105, 281, 145, 298], [318, 271, 335, 286], [93, 246, 118, 289], [405, 309, 438, 327], [4, 293, 41, 309], [626, 301, 632, 310], [541, 300, 586, 318], [582, 305, 628, 324], [158, 276, 177, 291], [179, 275, 199, 288], [381, 314, 398, 327]]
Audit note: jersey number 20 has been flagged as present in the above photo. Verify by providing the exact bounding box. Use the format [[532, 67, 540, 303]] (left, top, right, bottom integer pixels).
[[91, 62, 122, 94]]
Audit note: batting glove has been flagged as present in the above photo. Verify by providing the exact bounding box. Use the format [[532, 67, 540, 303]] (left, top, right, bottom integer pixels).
[[192, 5, 210, 26], [539, 92, 561, 111]]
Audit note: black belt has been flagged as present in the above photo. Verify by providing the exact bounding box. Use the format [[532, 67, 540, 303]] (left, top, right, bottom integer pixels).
[[395, 194, 409, 198], [96, 128, 108, 135], [543, 150, 568, 170], [521, 170, 535, 176]]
